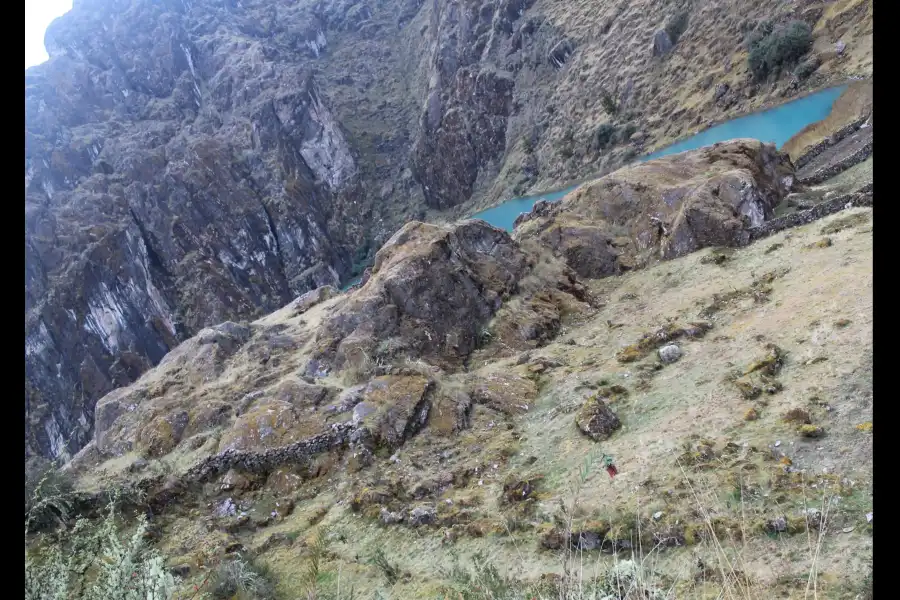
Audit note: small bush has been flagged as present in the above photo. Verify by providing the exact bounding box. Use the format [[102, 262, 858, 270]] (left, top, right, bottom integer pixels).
[[301, 527, 332, 598], [25, 459, 75, 532], [210, 556, 276, 600], [747, 20, 813, 80], [665, 10, 690, 43], [368, 548, 400, 585], [600, 90, 618, 116], [439, 550, 520, 600], [591, 123, 617, 151], [25, 496, 176, 600], [618, 122, 638, 143], [521, 134, 534, 154], [744, 20, 774, 50], [558, 127, 575, 159], [794, 56, 821, 79]]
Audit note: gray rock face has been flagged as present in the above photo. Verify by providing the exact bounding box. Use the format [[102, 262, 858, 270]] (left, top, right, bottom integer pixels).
[[548, 39, 575, 68], [409, 0, 539, 209], [380, 507, 404, 525], [412, 68, 515, 209], [24, 0, 411, 460], [715, 83, 730, 101], [652, 29, 674, 57], [408, 504, 437, 527]]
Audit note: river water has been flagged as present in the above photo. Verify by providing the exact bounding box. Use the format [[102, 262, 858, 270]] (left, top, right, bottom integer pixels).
[[471, 85, 847, 232], [342, 85, 847, 288]]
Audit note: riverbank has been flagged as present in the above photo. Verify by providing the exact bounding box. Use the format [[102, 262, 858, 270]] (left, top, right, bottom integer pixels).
[[466, 82, 862, 233], [478, 79, 872, 218]]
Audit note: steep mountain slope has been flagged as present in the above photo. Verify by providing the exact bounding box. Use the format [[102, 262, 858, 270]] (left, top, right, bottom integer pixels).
[[50, 140, 873, 597], [24, 0, 872, 460]]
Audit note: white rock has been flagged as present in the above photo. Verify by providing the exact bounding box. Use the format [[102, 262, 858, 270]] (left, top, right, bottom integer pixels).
[[658, 344, 683, 364]]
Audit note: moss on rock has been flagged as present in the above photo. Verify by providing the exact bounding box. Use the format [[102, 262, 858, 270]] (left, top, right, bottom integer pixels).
[[616, 322, 712, 363], [575, 395, 622, 441]]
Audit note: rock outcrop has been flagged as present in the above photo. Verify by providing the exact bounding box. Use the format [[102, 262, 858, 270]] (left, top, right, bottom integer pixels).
[[317, 219, 530, 370], [651, 30, 674, 57], [514, 140, 795, 278], [410, 0, 535, 209], [576, 395, 622, 441], [66, 217, 576, 471]]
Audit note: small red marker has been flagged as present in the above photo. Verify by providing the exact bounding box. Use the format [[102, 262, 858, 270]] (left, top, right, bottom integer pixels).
[[606, 464, 618, 479]]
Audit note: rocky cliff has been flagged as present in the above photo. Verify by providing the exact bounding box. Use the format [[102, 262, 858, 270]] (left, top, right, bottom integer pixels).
[[25, 0, 409, 459], [25, 0, 872, 459], [63, 138, 796, 474]]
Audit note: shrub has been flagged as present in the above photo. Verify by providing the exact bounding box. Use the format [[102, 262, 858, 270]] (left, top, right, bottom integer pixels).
[[558, 127, 575, 159], [521, 134, 534, 154], [439, 550, 520, 600], [618, 122, 638, 143], [794, 56, 821, 79], [301, 527, 332, 599], [210, 555, 276, 600], [744, 20, 774, 51], [665, 10, 690, 43], [599, 90, 618, 116], [591, 123, 617, 151], [747, 20, 813, 80], [25, 496, 176, 600], [25, 459, 75, 532], [368, 548, 400, 585]]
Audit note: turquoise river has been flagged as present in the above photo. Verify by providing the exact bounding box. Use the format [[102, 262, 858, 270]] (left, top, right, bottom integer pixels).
[[342, 85, 847, 288], [471, 85, 847, 232]]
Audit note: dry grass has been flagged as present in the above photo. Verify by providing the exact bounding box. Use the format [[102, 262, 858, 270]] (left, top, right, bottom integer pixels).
[[60, 206, 873, 600], [237, 208, 869, 599]]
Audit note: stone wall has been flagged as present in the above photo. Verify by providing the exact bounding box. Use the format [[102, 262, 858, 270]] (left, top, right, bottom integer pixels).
[[746, 191, 873, 244], [794, 115, 870, 170]]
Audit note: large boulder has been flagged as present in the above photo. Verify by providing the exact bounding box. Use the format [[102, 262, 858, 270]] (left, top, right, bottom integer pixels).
[[318, 220, 530, 370], [576, 396, 622, 441], [514, 140, 795, 278], [349, 375, 435, 448]]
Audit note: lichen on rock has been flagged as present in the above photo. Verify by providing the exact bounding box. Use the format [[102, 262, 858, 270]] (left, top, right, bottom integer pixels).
[[575, 395, 622, 441]]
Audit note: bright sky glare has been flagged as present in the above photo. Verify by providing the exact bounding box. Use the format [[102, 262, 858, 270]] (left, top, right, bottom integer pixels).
[[25, 0, 73, 69]]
